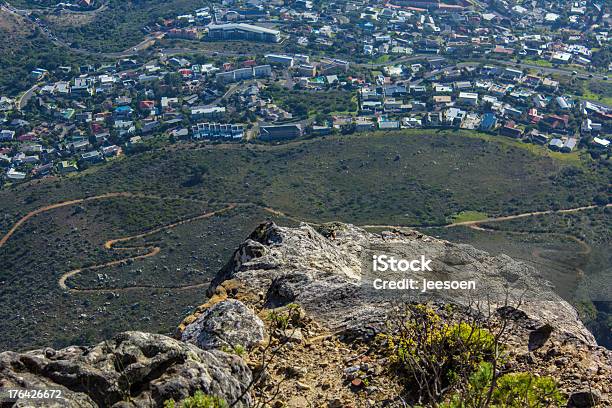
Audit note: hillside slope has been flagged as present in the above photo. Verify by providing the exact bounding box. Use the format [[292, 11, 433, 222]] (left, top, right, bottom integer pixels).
[[1, 222, 609, 407]]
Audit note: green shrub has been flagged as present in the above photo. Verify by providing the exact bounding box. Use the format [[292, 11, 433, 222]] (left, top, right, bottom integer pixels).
[[163, 391, 227, 408], [443, 362, 565, 407], [381, 305, 497, 403], [493, 371, 564, 407]]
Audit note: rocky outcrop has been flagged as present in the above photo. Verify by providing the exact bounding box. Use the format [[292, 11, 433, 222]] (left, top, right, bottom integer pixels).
[[1, 221, 610, 407], [194, 221, 610, 405], [0, 331, 252, 407], [181, 299, 265, 351], [204, 222, 596, 345]]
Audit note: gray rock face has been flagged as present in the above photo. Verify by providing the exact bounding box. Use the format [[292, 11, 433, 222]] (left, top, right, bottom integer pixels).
[[0, 331, 252, 407], [211, 222, 597, 345], [181, 299, 264, 351]]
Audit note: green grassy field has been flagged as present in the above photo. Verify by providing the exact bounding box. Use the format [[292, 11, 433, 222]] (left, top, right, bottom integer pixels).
[[1, 130, 610, 350], [451, 211, 488, 223]]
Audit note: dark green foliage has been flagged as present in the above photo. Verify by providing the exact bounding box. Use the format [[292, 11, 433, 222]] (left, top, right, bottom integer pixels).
[[43, 0, 209, 52]]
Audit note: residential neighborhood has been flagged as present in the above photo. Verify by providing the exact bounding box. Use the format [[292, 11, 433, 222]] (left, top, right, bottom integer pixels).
[[0, 0, 610, 183]]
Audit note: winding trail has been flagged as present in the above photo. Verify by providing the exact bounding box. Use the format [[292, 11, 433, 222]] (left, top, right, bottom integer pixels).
[[444, 204, 611, 228], [359, 204, 611, 230], [1, 192, 609, 293], [0, 192, 144, 248], [0, 193, 236, 293], [57, 204, 236, 293]]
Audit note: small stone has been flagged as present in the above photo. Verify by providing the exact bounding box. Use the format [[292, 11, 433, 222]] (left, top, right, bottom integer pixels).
[[285, 366, 307, 378], [351, 378, 363, 388], [282, 328, 304, 343], [344, 365, 359, 374], [328, 398, 343, 408], [296, 381, 311, 391], [568, 389, 601, 407]]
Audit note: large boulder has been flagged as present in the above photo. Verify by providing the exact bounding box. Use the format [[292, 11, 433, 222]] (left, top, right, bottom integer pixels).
[[0, 331, 252, 407], [181, 299, 264, 351], [207, 222, 597, 345]]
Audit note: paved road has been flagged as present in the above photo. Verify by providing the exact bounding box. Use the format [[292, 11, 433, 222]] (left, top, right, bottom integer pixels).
[[487, 60, 608, 81], [16, 83, 39, 110]]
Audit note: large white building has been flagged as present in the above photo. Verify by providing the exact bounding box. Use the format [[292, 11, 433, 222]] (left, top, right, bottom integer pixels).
[[207, 23, 281, 43], [216, 65, 272, 84]]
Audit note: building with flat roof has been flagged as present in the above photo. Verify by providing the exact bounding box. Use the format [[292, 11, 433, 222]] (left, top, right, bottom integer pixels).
[[259, 124, 303, 140], [207, 23, 281, 43], [216, 65, 272, 84], [265, 54, 294, 67], [458, 92, 479, 105], [192, 123, 244, 139]]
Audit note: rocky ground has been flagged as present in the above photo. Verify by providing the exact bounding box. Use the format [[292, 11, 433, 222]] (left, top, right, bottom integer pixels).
[[1, 222, 610, 407]]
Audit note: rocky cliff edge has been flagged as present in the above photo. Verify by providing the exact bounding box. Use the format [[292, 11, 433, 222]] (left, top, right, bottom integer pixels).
[[1, 222, 609, 407]]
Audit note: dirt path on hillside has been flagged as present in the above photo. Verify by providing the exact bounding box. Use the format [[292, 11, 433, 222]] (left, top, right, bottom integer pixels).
[[1, 192, 608, 293], [445, 204, 611, 228], [359, 204, 611, 230], [56, 204, 236, 293], [0, 193, 235, 292], [0, 192, 144, 248]]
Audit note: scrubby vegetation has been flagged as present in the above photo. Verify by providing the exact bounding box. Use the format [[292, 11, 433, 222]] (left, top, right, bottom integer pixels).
[[2, 132, 608, 229], [38, 0, 208, 52], [0, 204, 295, 351], [1, 131, 609, 350], [164, 391, 227, 408], [379, 304, 564, 407], [0, 9, 95, 95], [380, 304, 498, 404], [443, 362, 565, 407], [261, 84, 357, 120]]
